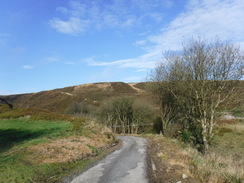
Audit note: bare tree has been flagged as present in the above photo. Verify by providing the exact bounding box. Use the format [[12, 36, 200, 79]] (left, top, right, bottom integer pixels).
[[65, 101, 95, 116], [113, 97, 133, 133], [100, 97, 133, 133], [148, 80, 179, 136], [132, 100, 154, 134], [100, 100, 119, 132], [100, 97, 154, 134], [150, 37, 244, 152]]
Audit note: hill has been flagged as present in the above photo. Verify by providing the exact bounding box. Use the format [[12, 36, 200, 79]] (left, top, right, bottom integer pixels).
[[1, 81, 243, 116], [0, 82, 149, 113]]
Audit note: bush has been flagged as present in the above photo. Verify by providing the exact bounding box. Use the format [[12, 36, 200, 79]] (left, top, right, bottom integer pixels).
[[181, 129, 192, 142], [65, 102, 95, 116], [70, 117, 90, 133], [153, 116, 163, 134]]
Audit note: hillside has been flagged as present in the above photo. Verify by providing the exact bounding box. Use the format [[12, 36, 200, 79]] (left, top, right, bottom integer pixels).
[[0, 82, 149, 113], [1, 81, 243, 116]]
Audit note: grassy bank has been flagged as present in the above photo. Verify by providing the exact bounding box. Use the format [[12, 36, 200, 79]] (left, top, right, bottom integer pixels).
[[0, 119, 72, 182], [0, 119, 72, 151], [0, 117, 115, 183], [189, 120, 244, 183], [147, 119, 244, 183]]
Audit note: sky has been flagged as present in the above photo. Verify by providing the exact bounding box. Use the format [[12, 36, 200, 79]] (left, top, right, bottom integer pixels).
[[1, 0, 244, 95]]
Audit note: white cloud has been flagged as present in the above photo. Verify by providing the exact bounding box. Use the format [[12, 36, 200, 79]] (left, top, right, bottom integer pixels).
[[57, 7, 68, 14], [89, 0, 244, 70], [81, 56, 97, 64], [49, 17, 90, 35], [88, 50, 160, 70], [45, 56, 79, 65], [138, 30, 152, 36], [131, 0, 173, 10], [22, 65, 34, 69], [49, 0, 172, 35], [134, 40, 146, 46], [46, 56, 59, 62], [136, 68, 148, 72], [149, 13, 164, 23], [164, 0, 174, 8], [148, 0, 244, 50]]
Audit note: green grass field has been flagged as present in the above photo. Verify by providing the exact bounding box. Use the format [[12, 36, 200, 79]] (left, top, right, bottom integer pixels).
[[0, 119, 72, 152], [0, 117, 116, 183], [213, 120, 244, 157], [0, 119, 73, 182]]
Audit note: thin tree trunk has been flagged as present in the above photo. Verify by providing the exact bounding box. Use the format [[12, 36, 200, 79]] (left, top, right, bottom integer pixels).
[[201, 119, 209, 153]]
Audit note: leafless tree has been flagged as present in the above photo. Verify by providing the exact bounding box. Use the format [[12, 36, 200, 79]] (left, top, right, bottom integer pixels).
[[149, 37, 244, 152], [148, 80, 179, 136], [132, 100, 154, 134], [65, 101, 95, 116], [100, 97, 133, 133], [100, 97, 154, 134]]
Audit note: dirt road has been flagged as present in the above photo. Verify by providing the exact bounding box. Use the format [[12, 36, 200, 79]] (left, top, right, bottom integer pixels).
[[70, 136, 148, 183]]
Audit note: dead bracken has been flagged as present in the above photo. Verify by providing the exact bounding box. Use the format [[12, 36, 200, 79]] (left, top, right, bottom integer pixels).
[[29, 134, 114, 164]]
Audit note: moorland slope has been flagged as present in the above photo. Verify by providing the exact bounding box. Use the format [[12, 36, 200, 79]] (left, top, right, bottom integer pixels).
[[1, 82, 149, 113]]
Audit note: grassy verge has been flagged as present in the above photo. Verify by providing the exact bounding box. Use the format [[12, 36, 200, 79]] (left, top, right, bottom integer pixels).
[[146, 119, 244, 183], [0, 119, 72, 150], [0, 117, 116, 183], [189, 119, 244, 183], [0, 118, 72, 182], [146, 135, 198, 183]]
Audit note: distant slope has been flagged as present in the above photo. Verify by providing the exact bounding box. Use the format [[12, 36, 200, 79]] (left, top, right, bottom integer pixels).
[[1, 82, 149, 113], [2, 81, 243, 115]]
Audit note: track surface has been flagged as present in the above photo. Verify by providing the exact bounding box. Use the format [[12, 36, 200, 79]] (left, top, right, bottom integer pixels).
[[70, 136, 148, 183]]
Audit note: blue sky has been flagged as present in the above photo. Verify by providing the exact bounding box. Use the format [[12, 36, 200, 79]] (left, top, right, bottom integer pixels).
[[1, 0, 244, 95]]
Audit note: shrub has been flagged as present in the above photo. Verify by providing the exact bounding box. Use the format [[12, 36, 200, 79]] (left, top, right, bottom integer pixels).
[[181, 129, 192, 142], [153, 116, 163, 134], [70, 117, 90, 133], [65, 102, 95, 117]]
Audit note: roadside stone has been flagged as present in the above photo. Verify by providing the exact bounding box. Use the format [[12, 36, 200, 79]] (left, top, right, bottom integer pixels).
[[176, 181, 182, 183], [182, 174, 188, 179]]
